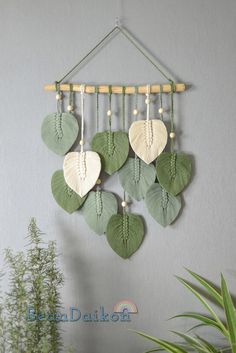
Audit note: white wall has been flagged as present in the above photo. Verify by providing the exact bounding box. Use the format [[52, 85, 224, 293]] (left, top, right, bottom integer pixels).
[[1, 0, 236, 352]]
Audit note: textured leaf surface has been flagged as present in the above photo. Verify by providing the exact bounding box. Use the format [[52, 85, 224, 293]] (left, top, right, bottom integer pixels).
[[91, 131, 129, 175], [145, 183, 181, 227], [106, 213, 144, 259], [129, 119, 167, 164], [119, 157, 156, 200], [82, 190, 118, 235], [51, 170, 86, 213], [41, 112, 79, 155], [63, 151, 101, 197], [156, 152, 192, 195]]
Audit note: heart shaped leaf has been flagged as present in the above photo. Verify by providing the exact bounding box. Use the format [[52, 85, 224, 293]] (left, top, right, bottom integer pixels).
[[145, 183, 181, 227], [51, 170, 87, 213], [41, 112, 79, 155], [63, 151, 101, 197], [156, 152, 192, 195], [129, 119, 167, 164], [119, 156, 156, 201], [91, 131, 129, 175], [106, 213, 144, 259], [82, 190, 118, 235]]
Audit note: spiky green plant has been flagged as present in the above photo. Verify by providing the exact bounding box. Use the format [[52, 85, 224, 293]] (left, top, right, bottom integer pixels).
[[0, 271, 7, 353], [1, 218, 66, 353], [133, 269, 236, 353], [5, 250, 28, 353]]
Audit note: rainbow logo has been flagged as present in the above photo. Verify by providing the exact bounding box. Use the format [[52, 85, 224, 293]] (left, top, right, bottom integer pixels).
[[113, 300, 138, 314]]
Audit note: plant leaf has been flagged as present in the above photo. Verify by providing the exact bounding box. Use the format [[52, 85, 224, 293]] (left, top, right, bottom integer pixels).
[[82, 190, 118, 235], [91, 131, 129, 175], [145, 183, 181, 227], [172, 331, 208, 353], [172, 313, 225, 335], [195, 335, 219, 353], [176, 277, 228, 337], [51, 170, 87, 213], [63, 151, 101, 197], [132, 330, 189, 353], [129, 119, 168, 164], [118, 156, 156, 201], [41, 112, 79, 155], [106, 213, 144, 259], [221, 274, 236, 353], [186, 269, 223, 307], [156, 152, 192, 195]]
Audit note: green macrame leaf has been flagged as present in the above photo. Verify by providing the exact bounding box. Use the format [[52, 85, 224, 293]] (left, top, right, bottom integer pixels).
[[82, 190, 118, 235], [91, 131, 129, 175], [51, 170, 86, 213], [156, 152, 192, 195], [106, 213, 144, 259], [41, 112, 79, 155], [118, 157, 156, 201], [145, 183, 181, 227]]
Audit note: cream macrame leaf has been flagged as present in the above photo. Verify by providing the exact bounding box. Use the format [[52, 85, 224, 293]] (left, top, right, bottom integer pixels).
[[82, 190, 118, 235], [91, 131, 129, 175], [156, 152, 192, 195], [106, 213, 144, 259], [41, 112, 79, 155], [129, 119, 168, 164], [145, 183, 181, 227], [63, 151, 101, 197], [118, 157, 156, 201], [51, 170, 87, 213]]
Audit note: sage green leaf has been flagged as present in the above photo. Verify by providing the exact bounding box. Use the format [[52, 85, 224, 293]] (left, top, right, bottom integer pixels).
[[82, 190, 118, 235], [156, 152, 192, 195], [91, 131, 129, 175], [145, 183, 181, 227], [119, 156, 156, 201], [41, 112, 79, 155], [106, 213, 144, 259], [51, 170, 86, 213]]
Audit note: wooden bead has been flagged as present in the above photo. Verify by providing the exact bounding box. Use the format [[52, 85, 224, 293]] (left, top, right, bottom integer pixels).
[[107, 109, 112, 116], [79, 139, 84, 145], [67, 105, 73, 111], [169, 132, 175, 139], [158, 107, 164, 114], [133, 109, 139, 116], [121, 201, 127, 207]]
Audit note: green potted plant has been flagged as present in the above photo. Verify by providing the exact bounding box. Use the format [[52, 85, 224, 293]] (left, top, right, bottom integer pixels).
[[133, 269, 236, 353], [0, 218, 74, 353]]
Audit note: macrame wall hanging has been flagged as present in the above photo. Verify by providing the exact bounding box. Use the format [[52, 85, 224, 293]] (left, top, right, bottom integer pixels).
[[42, 24, 192, 259]]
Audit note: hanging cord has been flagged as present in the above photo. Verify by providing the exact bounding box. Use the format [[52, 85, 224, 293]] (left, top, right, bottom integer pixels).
[[133, 86, 141, 182], [55, 81, 62, 115], [80, 84, 85, 153], [146, 84, 151, 121], [119, 27, 173, 83], [107, 85, 112, 132], [122, 86, 126, 131], [170, 82, 176, 153], [159, 84, 163, 121], [57, 26, 174, 84], [133, 86, 139, 117], [67, 83, 74, 112], [95, 86, 99, 132]]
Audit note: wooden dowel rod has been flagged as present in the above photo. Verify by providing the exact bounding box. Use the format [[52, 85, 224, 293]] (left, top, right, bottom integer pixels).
[[44, 83, 186, 94]]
